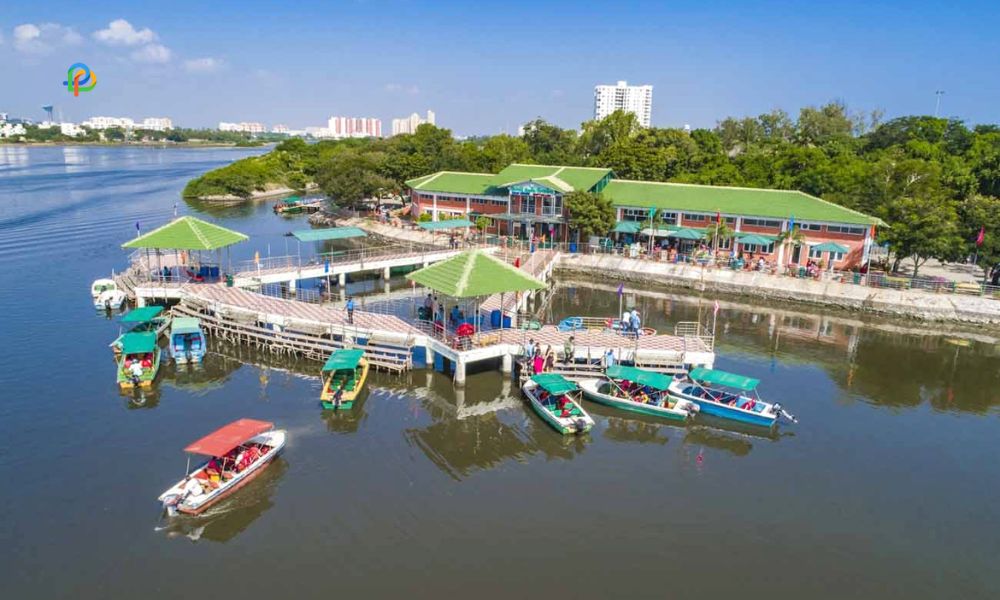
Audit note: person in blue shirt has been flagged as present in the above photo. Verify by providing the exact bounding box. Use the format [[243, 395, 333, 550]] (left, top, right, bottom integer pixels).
[[346, 297, 355, 324]]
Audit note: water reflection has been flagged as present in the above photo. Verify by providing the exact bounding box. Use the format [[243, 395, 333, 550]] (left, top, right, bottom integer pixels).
[[322, 388, 369, 434], [157, 458, 287, 543]]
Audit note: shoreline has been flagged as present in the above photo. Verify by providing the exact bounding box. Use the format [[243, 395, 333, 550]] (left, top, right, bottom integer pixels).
[[0, 141, 269, 149], [188, 182, 320, 204]]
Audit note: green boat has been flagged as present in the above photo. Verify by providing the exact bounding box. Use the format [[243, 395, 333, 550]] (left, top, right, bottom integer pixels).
[[577, 365, 698, 422], [320, 349, 369, 410], [111, 306, 168, 358], [522, 373, 595, 435], [117, 331, 162, 389]]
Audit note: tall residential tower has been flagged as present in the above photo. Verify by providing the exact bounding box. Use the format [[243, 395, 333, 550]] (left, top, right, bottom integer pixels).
[[594, 80, 653, 127]]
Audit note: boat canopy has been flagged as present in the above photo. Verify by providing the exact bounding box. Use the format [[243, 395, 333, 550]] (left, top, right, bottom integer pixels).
[[531, 373, 578, 395], [292, 227, 366, 242], [689, 367, 759, 391], [322, 349, 364, 372], [121, 306, 164, 323], [184, 418, 274, 457], [120, 332, 157, 355], [606, 365, 672, 390], [282, 196, 301, 204], [170, 317, 202, 335]]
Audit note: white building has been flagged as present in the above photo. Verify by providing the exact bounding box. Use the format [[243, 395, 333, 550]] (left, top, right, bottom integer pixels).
[[141, 117, 173, 131], [326, 116, 382, 139], [594, 80, 653, 127], [81, 116, 136, 130], [0, 122, 26, 138], [218, 121, 266, 134], [271, 124, 289, 134], [391, 110, 435, 136]]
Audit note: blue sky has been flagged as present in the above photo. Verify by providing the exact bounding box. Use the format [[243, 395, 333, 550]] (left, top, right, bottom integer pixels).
[[2, 1, 998, 135]]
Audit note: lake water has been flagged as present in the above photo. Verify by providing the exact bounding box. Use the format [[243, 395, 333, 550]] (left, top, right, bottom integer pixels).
[[1, 146, 998, 599]]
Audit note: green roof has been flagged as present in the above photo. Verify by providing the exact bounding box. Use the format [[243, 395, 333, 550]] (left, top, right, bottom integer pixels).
[[121, 332, 157, 355], [604, 180, 881, 226], [405, 171, 501, 196], [418, 219, 473, 231], [292, 227, 367, 242], [736, 234, 776, 245], [282, 196, 301, 204], [406, 250, 546, 298], [531, 373, 578, 395], [668, 227, 705, 240], [322, 349, 364, 372], [122, 216, 249, 251], [121, 306, 164, 323], [812, 241, 849, 253], [689, 367, 759, 392], [605, 365, 673, 391], [170, 317, 202, 334], [493, 164, 611, 193], [613, 221, 642, 234]]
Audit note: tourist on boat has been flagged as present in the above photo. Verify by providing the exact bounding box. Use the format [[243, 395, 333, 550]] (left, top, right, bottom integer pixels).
[[128, 360, 144, 381], [182, 475, 206, 500], [563, 336, 575, 364], [346, 297, 355, 324]]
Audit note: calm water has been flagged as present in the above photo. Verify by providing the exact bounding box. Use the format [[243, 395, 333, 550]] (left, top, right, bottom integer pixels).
[[1, 146, 998, 599]]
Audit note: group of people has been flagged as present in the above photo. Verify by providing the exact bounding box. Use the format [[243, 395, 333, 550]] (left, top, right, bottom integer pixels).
[[620, 309, 643, 335], [181, 443, 271, 499], [536, 389, 576, 418], [124, 353, 154, 380], [612, 379, 666, 407], [523, 336, 576, 375]]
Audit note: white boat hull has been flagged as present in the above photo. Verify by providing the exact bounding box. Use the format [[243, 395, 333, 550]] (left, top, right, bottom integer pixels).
[[578, 378, 697, 422], [522, 380, 595, 435]]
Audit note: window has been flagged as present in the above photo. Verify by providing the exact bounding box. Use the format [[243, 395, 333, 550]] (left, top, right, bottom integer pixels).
[[622, 207, 655, 221], [830, 251, 845, 262], [542, 194, 563, 216], [742, 218, 781, 228], [742, 243, 775, 254], [718, 237, 732, 250], [808, 247, 823, 259], [682, 213, 707, 222], [801, 223, 822, 231], [826, 225, 866, 235]]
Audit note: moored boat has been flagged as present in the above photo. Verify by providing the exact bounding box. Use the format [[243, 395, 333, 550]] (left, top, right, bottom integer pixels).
[[578, 364, 698, 422], [117, 331, 161, 389], [169, 317, 206, 364], [522, 373, 595, 435], [158, 419, 286, 516], [111, 306, 169, 357], [666, 367, 796, 428], [320, 349, 369, 409], [91, 277, 116, 300], [92, 277, 126, 310]]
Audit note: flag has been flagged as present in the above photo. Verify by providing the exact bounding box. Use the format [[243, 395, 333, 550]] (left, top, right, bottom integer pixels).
[[324, 259, 330, 273], [789, 215, 795, 230], [713, 300, 720, 317], [976, 226, 985, 247], [716, 211, 722, 224], [254, 251, 260, 266], [135, 221, 140, 232], [617, 283, 624, 297]]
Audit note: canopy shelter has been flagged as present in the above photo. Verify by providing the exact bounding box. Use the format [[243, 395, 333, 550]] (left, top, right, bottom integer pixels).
[[120, 331, 157, 355], [281, 196, 301, 204], [667, 228, 705, 240], [811, 241, 849, 253], [613, 221, 642, 234], [184, 418, 274, 457], [735, 234, 776, 246], [291, 227, 367, 243], [605, 365, 672, 390], [406, 250, 547, 344], [170, 317, 202, 335], [418, 218, 473, 231], [122, 216, 248, 284], [531, 373, 578, 395], [121, 306, 164, 324], [322, 349, 364, 372], [688, 367, 759, 392]]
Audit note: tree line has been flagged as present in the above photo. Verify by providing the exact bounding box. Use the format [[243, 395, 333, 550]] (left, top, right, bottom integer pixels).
[[183, 103, 1000, 278]]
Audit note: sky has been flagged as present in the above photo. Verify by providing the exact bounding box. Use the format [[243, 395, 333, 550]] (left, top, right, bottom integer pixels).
[[1, 1, 998, 136]]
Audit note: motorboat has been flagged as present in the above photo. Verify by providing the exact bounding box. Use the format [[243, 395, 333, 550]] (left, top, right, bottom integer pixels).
[[666, 367, 796, 428], [91, 277, 116, 299], [116, 331, 161, 389], [169, 317, 206, 364], [93, 277, 126, 310], [578, 364, 698, 422], [320, 349, 369, 410], [110, 306, 169, 357], [522, 373, 594, 435], [159, 419, 286, 516]]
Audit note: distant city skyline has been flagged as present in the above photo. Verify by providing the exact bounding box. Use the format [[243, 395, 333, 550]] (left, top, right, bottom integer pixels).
[[3, 1, 999, 135]]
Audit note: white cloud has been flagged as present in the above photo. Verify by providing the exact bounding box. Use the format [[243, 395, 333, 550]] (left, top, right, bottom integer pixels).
[[131, 43, 172, 64], [12, 22, 81, 54], [385, 83, 420, 95], [183, 57, 223, 73], [93, 19, 156, 46]]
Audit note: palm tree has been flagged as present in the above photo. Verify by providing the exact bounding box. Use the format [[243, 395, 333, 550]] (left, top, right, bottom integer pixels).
[[708, 221, 734, 254], [776, 227, 807, 266]]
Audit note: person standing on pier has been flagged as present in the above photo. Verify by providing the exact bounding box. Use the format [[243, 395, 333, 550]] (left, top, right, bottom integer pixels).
[[563, 336, 575, 365], [346, 297, 355, 324]]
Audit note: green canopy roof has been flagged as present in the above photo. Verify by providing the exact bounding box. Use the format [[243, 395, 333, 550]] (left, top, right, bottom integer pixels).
[[811, 241, 849, 253], [282, 196, 301, 204], [418, 219, 474, 231], [170, 317, 202, 334], [689, 367, 759, 391], [292, 227, 366, 242], [641, 226, 679, 237], [736, 234, 776, 246], [605, 365, 673, 391], [613, 221, 642, 234], [122, 216, 248, 251], [121, 332, 157, 355], [121, 306, 164, 323], [406, 250, 546, 298], [531, 373, 578, 395], [322, 349, 364, 372], [667, 228, 705, 240]]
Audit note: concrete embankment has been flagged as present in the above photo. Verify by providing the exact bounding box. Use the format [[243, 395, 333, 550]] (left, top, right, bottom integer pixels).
[[556, 254, 1000, 325]]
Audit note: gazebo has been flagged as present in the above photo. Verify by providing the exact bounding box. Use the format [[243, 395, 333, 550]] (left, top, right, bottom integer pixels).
[[122, 216, 249, 283], [406, 249, 546, 347]]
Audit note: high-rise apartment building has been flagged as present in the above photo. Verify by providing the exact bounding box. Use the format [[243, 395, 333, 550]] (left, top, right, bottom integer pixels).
[[391, 110, 435, 136], [593, 80, 653, 127], [218, 121, 266, 133], [326, 116, 382, 138]]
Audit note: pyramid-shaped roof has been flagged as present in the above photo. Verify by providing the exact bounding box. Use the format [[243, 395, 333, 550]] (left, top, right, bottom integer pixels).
[[122, 216, 248, 251], [406, 250, 546, 298]]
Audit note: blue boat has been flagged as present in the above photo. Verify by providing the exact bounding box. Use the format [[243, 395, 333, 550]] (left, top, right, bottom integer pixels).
[[667, 367, 795, 428], [169, 317, 206, 364]]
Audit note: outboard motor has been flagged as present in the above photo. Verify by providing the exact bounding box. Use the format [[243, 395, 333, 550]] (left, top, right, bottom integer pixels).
[[574, 418, 588, 433], [773, 403, 798, 423], [162, 494, 181, 517]]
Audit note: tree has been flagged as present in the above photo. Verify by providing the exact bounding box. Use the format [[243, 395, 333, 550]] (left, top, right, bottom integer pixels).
[[880, 194, 959, 277], [706, 220, 734, 251], [521, 119, 579, 165], [565, 190, 615, 239], [480, 135, 531, 173], [776, 227, 807, 263], [958, 194, 1000, 281], [475, 215, 491, 238], [578, 110, 640, 159], [315, 150, 394, 207]]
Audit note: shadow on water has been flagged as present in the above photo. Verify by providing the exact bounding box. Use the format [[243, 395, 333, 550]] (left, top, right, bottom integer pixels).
[[321, 388, 369, 434], [156, 458, 288, 544]]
